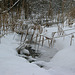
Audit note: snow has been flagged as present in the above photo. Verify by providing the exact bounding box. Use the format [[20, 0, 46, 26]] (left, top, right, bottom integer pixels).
[[34, 25, 75, 75], [36, 46, 58, 62], [48, 46, 75, 69], [46, 46, 75, 75], [0, 25, 75, 75], [41, 27, 58, 38], [48, 68, 75, 75], [20, 49, 30, 55], [0, 33, 50, 75]]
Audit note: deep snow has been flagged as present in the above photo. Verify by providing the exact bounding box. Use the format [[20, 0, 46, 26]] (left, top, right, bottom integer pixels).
[[0, 33, 50, 75], [0, 25, 75, 75]]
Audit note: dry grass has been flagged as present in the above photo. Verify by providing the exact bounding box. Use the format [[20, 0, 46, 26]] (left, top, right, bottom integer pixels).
[[69, 7, 75, 19]]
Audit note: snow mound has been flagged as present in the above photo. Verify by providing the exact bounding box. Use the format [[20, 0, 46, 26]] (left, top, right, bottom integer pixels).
[[21, 49, 30, 55], [47, 46, 75, 74]]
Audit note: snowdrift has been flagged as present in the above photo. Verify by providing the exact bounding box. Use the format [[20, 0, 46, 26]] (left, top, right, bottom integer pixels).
[[0, 33, 50, 75]]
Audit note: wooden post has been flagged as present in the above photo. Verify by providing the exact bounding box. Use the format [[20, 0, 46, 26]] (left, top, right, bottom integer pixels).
[[24, 29, 29, 42], [48, 39, 50, 48], [38, 35, 41, 48], [42, 36, 44, 46], [70, 35, 74, 46], [30, 29, 35, 43], [36, 34, 38, 44]]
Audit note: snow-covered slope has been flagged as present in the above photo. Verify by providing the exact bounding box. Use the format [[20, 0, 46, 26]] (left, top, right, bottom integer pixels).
[[0, 33, 50, 75], [0, 29, 75, 75], [48, 46, 75, 68], [47, 45, 75, 75]]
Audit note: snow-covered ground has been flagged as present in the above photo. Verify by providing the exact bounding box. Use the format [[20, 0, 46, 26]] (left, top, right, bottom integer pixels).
[[0, 33, 50, 75], [0, 25, 75, 75]]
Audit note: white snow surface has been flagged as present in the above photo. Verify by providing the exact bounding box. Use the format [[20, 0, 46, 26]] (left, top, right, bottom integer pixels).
[[48, 46, 75, 69], [0, 33, 50, 75], [0, 26, 75, 75], [20, 49, 30, 54], [47, 46, 75, 75]]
